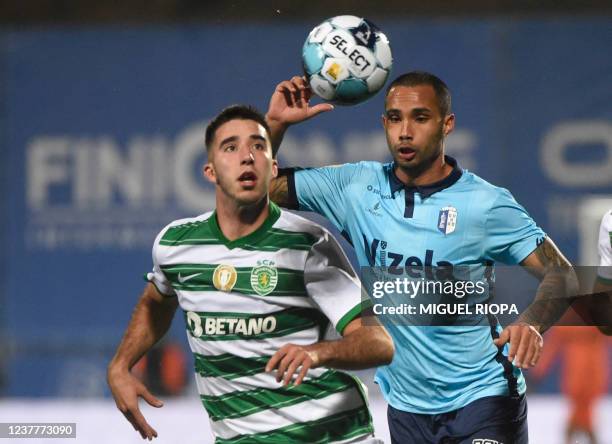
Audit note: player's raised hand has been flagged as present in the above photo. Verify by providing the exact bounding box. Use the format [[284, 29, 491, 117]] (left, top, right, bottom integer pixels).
[[493, 322, 543, 369], [107, 368, 163, 440], [266, 76, 334, 128], [266, 343, 319, 386]]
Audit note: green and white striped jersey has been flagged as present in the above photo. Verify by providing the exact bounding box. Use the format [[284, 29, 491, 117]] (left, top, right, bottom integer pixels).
[[147, 203, 375, 443]]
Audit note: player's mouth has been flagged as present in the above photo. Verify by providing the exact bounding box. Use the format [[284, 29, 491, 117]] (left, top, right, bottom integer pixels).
[[397, 146, 417, 161], [238, 171, 258, 188]]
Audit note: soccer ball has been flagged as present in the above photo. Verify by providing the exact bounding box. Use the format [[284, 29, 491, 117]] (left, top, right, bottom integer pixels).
[[302, 15, 393, 106]]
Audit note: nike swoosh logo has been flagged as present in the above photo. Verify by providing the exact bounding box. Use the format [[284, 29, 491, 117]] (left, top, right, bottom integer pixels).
[[178, 272, 201, 284]]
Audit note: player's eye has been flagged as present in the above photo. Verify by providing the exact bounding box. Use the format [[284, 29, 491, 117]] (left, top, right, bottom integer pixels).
[[253, 143, 265, 150], [415, 115, 429, 123], [387, 114, 400, 122], [223, 144, 236, 152]]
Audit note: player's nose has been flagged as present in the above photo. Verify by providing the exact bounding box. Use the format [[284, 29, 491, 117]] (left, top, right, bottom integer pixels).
[[399, 119, 413, 139], [239, 145, 255, 164]]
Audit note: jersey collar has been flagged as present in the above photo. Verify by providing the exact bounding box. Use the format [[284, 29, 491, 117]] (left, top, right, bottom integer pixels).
[[208, 201, 281, 249], [389, 155, 463, 198]]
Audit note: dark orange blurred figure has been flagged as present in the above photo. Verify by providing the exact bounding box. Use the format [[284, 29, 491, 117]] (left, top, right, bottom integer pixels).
[[532, 326, 611, 444], [132, 341, 188, 396]]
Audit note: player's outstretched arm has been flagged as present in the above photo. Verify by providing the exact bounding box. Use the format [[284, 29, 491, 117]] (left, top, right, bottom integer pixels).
[[107, 283, 178, 440], [266, 317, 393, 386], [265, 76, 334, 157], [493, 237, 576, 369], [519, 237, 577, 332]]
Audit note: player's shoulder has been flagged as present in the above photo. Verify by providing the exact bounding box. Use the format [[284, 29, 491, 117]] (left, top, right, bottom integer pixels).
[[337, 160, 391, 187], [349, 160, 389, 175], [154, 211, 215, 244], [459, 170, 517, 207], [274, 209, 331, 243], [320, 160, 387, 177], [601, 209, 612, 231]]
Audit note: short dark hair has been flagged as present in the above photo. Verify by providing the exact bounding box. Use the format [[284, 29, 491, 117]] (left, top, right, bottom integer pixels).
[[205, 105, 271, 151], [385, 71, 452, 116]]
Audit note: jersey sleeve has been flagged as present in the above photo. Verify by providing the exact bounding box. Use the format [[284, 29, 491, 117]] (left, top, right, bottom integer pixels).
[[304, 228, 363, 334], [293, 163, 360, 232], [597, 210, 612, 282], [483, 188, 546, 264], [145, 227, 177, 297]]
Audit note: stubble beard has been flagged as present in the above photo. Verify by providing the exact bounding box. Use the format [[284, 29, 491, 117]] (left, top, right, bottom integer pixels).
[[216, 174, 269, 209], [395, 124, 445, 180]]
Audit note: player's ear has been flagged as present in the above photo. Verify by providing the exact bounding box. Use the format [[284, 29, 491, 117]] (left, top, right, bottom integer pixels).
[[203, 162, 216, 184], [271, 158, 278, 178], [443, 113, 455, 136], [381, 114, 388, 129]]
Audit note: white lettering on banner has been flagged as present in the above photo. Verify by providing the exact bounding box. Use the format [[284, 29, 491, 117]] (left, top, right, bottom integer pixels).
[[27, 136, 174, 209], [541, 121, 612, 187], [97, 138, 147, 206], [27, 138, 70, 209], [26, 129, 215, 212]]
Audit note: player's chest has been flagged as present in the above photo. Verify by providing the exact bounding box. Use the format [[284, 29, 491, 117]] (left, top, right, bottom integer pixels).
[[349, 193, 480, 266], [160, 248, 307, 298], [353, 191, 470, 235]]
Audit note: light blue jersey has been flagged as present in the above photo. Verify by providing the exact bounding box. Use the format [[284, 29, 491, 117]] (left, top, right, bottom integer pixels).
[[289, 156, 545, 414]]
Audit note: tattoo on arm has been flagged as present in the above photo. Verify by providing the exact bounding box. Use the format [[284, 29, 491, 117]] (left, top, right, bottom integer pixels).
[[533, 237, 571, 269], [519, 237, 577, 333]]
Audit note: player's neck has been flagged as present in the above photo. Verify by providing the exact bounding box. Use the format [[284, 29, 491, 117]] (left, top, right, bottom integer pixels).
[[395, 153, 452, 187], [215, 195, 270, 241]]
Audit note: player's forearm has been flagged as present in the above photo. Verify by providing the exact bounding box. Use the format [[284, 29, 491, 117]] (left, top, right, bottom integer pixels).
[[266, 116, 288, 158], [310, 325, 394, 370], [108, 284, 178, 372], [518, 271, 576, 334], [269, 173, 292, 208], [519, 238, 578, 334]]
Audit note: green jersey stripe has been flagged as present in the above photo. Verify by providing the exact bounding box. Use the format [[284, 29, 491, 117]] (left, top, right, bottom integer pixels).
[[160, 219, 214, 243], [159, 238, 219, 246], [185, 307, 327, 342], [194, 353, 270, 380], [161, 265, 307, 297], [214, 405, 373, 444], [201, 369, 357, 421], [596, 274, 612, 285], [160, 223, 316, 251]]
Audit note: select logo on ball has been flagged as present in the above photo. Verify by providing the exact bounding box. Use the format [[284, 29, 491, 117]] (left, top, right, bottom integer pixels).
[[302, 15, 393, 105]]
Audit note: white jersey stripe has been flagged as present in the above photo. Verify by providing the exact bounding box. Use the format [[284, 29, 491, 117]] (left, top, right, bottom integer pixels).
[[178, 291, 316, 313], [195, 368, 329, 397], [157, 244, 309, 271], [210, 387, 365, 440]]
